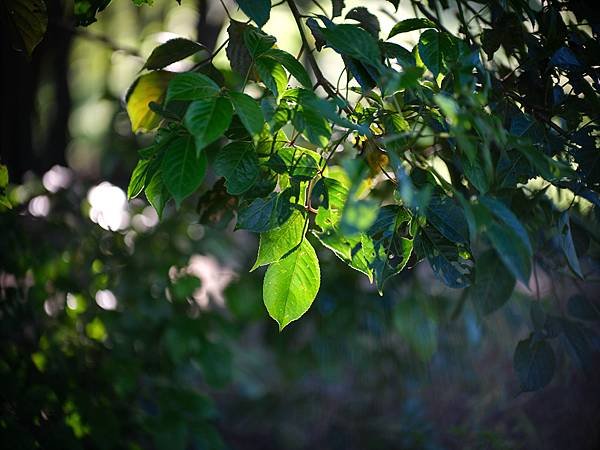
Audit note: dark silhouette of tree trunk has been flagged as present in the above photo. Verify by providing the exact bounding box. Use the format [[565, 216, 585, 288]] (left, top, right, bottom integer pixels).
[[0, 1, 72, 182]]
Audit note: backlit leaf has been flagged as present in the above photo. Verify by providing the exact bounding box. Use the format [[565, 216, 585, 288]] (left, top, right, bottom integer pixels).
[[126, 71, 174, 132], [263, 240, 320, 330]]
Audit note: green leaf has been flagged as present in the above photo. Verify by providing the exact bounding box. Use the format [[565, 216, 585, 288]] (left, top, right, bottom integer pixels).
[[368, 205, 413, 292], [260, 49, 312, 88], [184, 96, 233, 153], [320, 24, 382, 68], [243, 27, 276, 58], [425, 191, 469, 245], [165, 72, 220, 104], [263, 240, 320, 331], [228, 92, 264, 137], [0, 164, 8, 189], [127, 158, 151, 200], [4, 0, 48, 55], [345, 7, 380, 37], [558, 211, 583, 278], [381, 42, 416, 68], [514, 336, 556, 392], [235, 0, 271, 27], [143, 38, 205, 70], [226, 20, 255, 78], [252, 210, 306, 270], [478, 196, 532, 284], [126, 71, 174, 133], [161, 136, 207, 207], [470, 249, 516, 315], [145, 169, 171, 218], [293, 107, 331, 148], [237, 190, 295, 232], [214, 142, 259, 195], [415, 227, 471, 288], [388, 18, 436, 39], [417, 29, 457, 78], [255, 58, 288, 97], [269, 146, 323, 181], [332, 0, 345, 17]]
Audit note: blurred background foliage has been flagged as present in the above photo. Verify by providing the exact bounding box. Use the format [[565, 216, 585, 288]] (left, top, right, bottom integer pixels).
[[1, 1, 600, 449]]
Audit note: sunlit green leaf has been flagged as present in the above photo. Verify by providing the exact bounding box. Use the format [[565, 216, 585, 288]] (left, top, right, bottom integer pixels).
[[252, 210, 306, 270], [263, 240, 320, 330]]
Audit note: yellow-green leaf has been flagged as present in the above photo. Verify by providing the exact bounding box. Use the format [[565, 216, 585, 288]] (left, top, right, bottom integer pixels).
[[126, 71, 174, 133]]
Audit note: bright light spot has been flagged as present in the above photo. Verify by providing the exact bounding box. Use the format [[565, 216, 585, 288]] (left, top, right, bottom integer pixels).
[[95, 289, 118, 310], [186, 255, 237, 308], [43, 294, 64, 316], [66, 293, 78, 309], [42, 165, 72, 193], [87, 182, 130, 231], [132, 207, 159, 232], [28, 195, 50, 217]]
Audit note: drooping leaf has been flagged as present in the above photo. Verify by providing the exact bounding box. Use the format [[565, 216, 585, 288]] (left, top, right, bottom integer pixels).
[[557, 211, 583, 278], [418, 29, 457, 78], [228, 91, 264, 138], [184, 96, 233, 153], [425, 191, 469, 245], [415, 227, 471, 288], [145, 169, 171, 218], [514, 336, 556, 392], [260, 49, 312, 88], [367, 205, 414, 292], [127, 158, 151, 200], [314, 170, 374, 280], [320, 24, 382, 68], [381, 42, 416, 68], [214, 141, 259, 195], [331, 0, 345, 18], [263, 240, 320, 331], [345, 7, 380, 37], [4, 0, 48, 55], [165, 72, 220, 104], [235, 0, 271, 27], [255, 57, 288, 98], [161, 136, 207, 207], [388, 18, 436, 39], [252, 210, 306, 270], [478, 196, 532, 284], [470, 249, 516, 315], [143, 38, 205, 70], [243, 27, 277, 59], [226, 20, 255, 78], [126, 71, 174, 132]]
